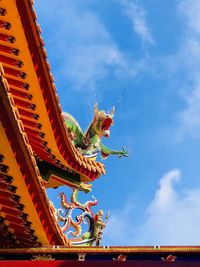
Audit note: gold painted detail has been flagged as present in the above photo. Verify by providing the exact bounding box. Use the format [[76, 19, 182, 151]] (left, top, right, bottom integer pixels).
[[32, 254, 55, 261], [0, 246, 200, 254], [78, 182, 92, 193]]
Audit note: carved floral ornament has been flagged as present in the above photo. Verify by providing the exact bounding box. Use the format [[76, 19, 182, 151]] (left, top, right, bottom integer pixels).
[[32, 254, 55, 261], [50, 183, 109, 246]]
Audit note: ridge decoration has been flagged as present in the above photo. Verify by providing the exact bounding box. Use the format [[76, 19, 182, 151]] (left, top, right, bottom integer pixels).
[[50, 183, 109, 246], [63, 103, 128, 160]]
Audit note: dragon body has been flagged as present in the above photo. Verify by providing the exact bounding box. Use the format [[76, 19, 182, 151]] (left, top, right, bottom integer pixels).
[[63, 103, 128, 160]]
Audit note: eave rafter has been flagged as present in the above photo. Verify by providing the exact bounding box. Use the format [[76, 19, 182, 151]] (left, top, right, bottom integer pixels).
[[0, 75, 68, 247], [0, 0, 106, 248], [0, 0, 105, 187]]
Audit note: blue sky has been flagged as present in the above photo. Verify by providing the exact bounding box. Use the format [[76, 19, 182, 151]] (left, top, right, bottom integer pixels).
[[34, 0, 200, 245]]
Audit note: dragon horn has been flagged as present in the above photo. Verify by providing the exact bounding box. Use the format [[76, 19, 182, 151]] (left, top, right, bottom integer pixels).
[[94, 102, 98, 114], [106, 210, 110, 220], [110, 106, 115, 117]]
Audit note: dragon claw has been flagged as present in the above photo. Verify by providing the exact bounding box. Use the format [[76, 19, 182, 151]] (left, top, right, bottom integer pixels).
[[120, 147, 128, 157]]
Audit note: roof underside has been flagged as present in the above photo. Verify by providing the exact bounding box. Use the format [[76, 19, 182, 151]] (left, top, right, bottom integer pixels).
[[0, 75, 68, 247]]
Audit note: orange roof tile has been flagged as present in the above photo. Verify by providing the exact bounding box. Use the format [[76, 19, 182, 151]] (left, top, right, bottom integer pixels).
[[0, 0, 105, 185]]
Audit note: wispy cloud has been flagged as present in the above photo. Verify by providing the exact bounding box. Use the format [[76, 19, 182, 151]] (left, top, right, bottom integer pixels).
[[149, 169, 181, 210], [137, 169, 200, 245], [162, 0, 200, 141], [179, 0, 200, 34], [104, 169, 200, 245], [103, 197, 137, 244], [119, 0, 154, 45], [177, 0, 200, 140], [35, 0, 143, 92], [177, 82, 200, 140]]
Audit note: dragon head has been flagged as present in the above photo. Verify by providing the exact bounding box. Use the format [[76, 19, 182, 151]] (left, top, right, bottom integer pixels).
[[92, 103, 115, 138], [78, 182, 92, 193]]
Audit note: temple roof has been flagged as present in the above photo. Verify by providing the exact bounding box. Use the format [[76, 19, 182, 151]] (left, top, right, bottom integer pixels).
[[0, 0, 109, 248], [0, 75, 68, 247], [0, 0, 105, 188]]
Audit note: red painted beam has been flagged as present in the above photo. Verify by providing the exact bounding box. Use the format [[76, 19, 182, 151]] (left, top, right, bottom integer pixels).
[[0, 260, 200, 267]]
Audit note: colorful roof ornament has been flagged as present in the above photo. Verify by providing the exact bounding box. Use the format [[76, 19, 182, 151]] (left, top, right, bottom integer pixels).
[[0, 0, 106, 188], [50, 184, 108, 246], [0, 0, 117, 248], [64, 103, 128, 160]]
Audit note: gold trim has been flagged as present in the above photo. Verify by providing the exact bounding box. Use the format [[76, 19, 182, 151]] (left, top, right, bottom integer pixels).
[[32, 254, 55, 261], [1, 246, 200, 254]]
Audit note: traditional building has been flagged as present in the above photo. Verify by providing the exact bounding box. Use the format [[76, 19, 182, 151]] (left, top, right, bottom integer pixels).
[[0, 0, 200, 266]]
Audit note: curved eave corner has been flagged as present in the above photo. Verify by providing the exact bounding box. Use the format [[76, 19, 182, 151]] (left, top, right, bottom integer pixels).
[[14, 0, 105, 183]]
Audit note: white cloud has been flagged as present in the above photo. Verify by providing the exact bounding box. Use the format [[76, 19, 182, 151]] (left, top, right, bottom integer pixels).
[[34, 0, 141, 91], [165, 0, 200, 140], [119, 0, 154, 45], [104, 169, 200, 245], [148, 169, 180, 211], [177, 83, 200, 140], [103, 199, 137, 244], [166, 42, 200, 140], [179, 0, 200, 34], [178, 1, 200, 110]]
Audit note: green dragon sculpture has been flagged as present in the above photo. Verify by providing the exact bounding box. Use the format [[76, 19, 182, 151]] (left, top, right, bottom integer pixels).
[[63, 103, 128, 160]]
